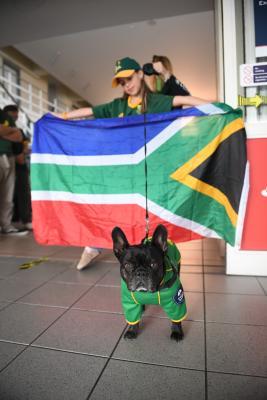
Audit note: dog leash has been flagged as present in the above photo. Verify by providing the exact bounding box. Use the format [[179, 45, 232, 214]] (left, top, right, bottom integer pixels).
[[143, 112, 149, 239]]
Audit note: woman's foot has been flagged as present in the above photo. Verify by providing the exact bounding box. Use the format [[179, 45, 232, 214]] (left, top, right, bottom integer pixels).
[[76, 248, 100, 270]]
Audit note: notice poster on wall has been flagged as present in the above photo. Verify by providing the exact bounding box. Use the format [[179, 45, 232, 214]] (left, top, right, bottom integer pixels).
[[240, 62, 267, 87], [254, 0, 267, 57]]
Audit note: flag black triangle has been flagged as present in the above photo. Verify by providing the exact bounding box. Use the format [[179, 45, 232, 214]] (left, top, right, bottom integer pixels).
[[190, 128, 247, 214]]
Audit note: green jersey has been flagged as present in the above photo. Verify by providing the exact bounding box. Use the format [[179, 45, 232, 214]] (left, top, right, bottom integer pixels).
[[0, 109, 13, 156], [121, 240, 187, 325], [92, 92, 173, 119]]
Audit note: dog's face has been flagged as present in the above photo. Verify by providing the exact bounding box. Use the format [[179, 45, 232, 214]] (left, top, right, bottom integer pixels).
[[112, 225, 168, 292]]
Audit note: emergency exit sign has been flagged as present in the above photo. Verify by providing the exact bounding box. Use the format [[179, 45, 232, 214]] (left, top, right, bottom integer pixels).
[[240, 62, 267, 87]]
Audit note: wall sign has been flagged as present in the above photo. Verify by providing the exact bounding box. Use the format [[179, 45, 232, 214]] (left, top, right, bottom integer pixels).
[[240, 62, 267, 87]]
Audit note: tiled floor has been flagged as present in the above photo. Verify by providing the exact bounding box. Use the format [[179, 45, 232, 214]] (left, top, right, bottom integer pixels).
[[0, 233, 266, 399]]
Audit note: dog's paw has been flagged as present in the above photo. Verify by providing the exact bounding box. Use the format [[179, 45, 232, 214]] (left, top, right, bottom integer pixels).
[[170, 330, 184, 341], [171, 322, 184, 342], [124, 324, 139, 340], [124, 330, 138, 339]]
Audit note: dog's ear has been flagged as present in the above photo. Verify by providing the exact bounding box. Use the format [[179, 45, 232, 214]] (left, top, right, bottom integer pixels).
[[151, 224, 168, 253], [112, 227, 129, 259]]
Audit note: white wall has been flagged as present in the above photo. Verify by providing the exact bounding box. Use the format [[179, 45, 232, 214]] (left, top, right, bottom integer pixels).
[[17, 11, 217, 106]]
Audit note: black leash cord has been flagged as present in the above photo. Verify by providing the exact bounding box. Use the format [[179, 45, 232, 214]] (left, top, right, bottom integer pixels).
[[143, 111, 149, 239]]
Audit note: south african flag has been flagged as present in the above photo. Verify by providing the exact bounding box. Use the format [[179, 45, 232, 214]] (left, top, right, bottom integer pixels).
[[31, 103, 248, 248]]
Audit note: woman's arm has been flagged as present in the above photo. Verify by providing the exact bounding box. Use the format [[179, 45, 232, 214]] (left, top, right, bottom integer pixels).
[[172, 95, 208, 108], [0, 125, 22, 142], [53, 107, 93, 120]]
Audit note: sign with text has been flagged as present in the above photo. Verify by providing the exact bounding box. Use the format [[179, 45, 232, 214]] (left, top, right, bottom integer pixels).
[[240, 62, 267, 87]]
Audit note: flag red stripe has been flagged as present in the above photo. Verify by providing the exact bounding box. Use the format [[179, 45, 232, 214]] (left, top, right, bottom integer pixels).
[[32, 201, 202, 248]]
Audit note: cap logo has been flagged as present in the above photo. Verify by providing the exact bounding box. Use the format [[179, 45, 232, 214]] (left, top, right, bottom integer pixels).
[[115, 60, 122, 73]]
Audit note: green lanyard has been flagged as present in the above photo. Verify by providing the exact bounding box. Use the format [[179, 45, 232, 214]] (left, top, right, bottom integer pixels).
[[156, 77, 164, 92]]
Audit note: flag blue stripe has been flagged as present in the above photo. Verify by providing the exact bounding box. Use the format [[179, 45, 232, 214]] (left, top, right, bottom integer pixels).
[[32, 104, 224, 157]]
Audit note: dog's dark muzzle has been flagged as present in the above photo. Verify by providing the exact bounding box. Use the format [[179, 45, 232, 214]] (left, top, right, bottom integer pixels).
[[136, 268, 148, 280], [130, 268, 156, 292]]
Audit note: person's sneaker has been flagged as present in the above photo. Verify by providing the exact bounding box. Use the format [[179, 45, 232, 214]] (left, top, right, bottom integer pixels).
[[76, 248, 100, 270], [1, 226, 29, 236], [22, 222, 33, 230]]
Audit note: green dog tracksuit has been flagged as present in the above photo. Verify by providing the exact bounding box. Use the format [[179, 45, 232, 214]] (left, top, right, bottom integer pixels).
[[121, 240, 187, 325]]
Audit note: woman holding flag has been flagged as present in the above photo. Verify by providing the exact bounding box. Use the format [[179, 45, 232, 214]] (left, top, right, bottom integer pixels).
[[54, 57, 208, 269]]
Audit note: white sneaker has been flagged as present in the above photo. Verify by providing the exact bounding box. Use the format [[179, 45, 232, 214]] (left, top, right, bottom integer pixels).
[[76, 248, 100, 270], [1, 226, 29, 236], [23, 222, 33, 230]]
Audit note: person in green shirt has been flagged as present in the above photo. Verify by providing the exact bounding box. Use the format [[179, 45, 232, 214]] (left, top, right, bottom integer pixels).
[[0, 109, 28, 235], [54, 57, 208, 270], [56, 57, 207, 121]]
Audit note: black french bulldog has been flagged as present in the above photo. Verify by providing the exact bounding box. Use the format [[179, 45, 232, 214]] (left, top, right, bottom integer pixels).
[[112, 224, 187, 341]]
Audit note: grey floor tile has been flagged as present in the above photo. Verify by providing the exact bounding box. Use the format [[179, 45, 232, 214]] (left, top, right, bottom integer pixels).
[[53, 247, 114, 263], [0, 277, 45, 301], [0, 256, 36, 278], [96, 267, 121, 287], [0, 342, 26, 371], [12, 260, 70, 281], [204, 258, 225, 266], [0, 347, 106, 400], [52, 261, 111, 285], [0, 303, 65, 344], [206, 293, 267, 325], [207, 323, 267, 376], [181, 265, 203, 273], [90, 359, 205, 400], [18, 281, 91, 308], [0, 302, 9, 311], [51, 248, 115, 263], [204, 266, 225, 274], [34, 309, 126, 356], [180, 273, 203, 292], [89, 260, 116, 269], [204, 249, 223, 257], [208, 372, 267, 400], [185, 292, 204, 321], [113, 319, 205, 370], [74, 285, 122, 313], [48, 246, 85, 260], [180, 247, 202, 255], [180, 250, 203, 266], [203, 238, 222, 251], [178, 240, 203, 251], [96, 250, 117, 263], [205, 274, 265, 295], [0, 235, 63, 258], [204, 250, 225, 266], [257, 277, 267, 294]]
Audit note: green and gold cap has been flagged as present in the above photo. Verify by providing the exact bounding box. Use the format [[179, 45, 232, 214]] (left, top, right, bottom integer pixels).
[[112, 57, 141, 88]]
